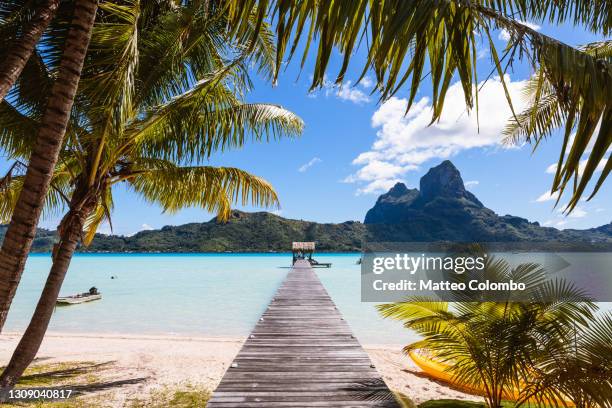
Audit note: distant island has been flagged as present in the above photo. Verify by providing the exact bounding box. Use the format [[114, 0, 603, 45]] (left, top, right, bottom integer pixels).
[[1, 161, 610, 253]]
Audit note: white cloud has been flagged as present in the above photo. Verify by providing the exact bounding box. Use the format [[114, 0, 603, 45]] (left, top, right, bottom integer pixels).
[[127, 223, 155, 237], [546, 158, 608, 176], [345, 75, 528, 194], [535, 190, 560, 202], [355, 178, 403, 195], [477, 48, 489, 60], [332, 80, 370, 104], [271, 209, 283, 216], [558, 206, 588, 218], [569, 207, 588, 218], [499, 30, 511, 41], [499, 20, 541, 41], [545, 163, 557, 174], [313, 74, 371, 104], [298, 157, 322, 172], [465, 180, 479, 188], [360, 76, 374, 88], [541, 203, 592, 228], [344, 160, 409, 183]]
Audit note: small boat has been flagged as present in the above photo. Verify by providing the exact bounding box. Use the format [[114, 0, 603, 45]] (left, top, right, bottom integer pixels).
[[56, 287, 101, 305], [308, 259, 331, 268]]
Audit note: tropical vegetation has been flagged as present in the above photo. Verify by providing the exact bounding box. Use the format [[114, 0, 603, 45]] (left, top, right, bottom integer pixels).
[[227, 0, 611, 208], [503, 40, 612, 212], [0, 0, 60, 103], [0, 0, 610, 401], [378, 257, 612, 408], [0, 0, 302, 390], [0, 1, 610, 336], [0, 0, 98, 332]]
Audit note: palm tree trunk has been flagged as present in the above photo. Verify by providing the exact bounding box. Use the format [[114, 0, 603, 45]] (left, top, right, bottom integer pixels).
[[0, 187, 95, 392], [0, 0, 98, 332], [0, 0, 60, 102]]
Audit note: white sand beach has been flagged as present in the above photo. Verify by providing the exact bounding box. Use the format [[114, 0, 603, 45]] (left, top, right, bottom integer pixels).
[[0, 332, 480, 406]]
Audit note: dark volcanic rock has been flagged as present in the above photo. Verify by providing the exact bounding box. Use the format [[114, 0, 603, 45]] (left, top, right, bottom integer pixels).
[[363, 161, 612, 243], [419, 160, 482, 206], [364, 183, 419, 224]]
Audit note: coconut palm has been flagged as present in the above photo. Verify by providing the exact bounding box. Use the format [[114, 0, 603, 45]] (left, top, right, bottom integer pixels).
[[377, 257, 607, 408], [503, 40, 612, 213], [0, 1, 609, 335], [0, 0, 98, 332], [0, 1, 303, 389], [521, 312, 612, 408], [0, 0, 278, 332], [227, 0, 611, 207], [0, 0, 60, 102]]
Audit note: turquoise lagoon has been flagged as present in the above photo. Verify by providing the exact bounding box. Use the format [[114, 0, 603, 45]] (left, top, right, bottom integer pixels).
[[4, 253, 415, 345]]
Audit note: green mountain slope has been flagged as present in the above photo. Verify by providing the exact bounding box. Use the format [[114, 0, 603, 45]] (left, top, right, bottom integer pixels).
[[91, 211, 366, 252], [1, 161, 610, 253], [3, 211, 364, 253]]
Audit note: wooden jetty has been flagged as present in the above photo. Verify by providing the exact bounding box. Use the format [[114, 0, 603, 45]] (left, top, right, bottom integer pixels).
[[208, 259, 400, 407]]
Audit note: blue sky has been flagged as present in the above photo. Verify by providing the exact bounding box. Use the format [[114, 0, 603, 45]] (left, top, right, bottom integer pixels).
[[2, 19, 610, 236]]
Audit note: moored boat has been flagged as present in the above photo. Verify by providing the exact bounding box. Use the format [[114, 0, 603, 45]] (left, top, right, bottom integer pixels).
[[56, 287, 101, 305]]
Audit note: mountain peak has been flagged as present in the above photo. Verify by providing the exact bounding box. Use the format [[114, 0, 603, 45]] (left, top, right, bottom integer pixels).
[[364, 182, 419, 224], [419, 160, 464, 200], [387, 182, 409, 197], [364, 161, 484, 225]]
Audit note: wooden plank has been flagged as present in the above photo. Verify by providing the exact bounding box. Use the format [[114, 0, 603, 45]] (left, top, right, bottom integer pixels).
[[207, 260, 400, 407]]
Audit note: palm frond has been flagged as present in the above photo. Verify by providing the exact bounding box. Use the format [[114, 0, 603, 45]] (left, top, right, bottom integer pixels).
[[129, 100, 303, 162], [0, 100, 40, 158], [5, 48, 53, 114], [82, 186, 113, 246], [226, 0, 611, 207], [502, 40, 612, 212], [125, 164, 279, 220], [81, 0, 140, 131], [0, 1, 303, 248], [377, 253, 602, 407], [0, 170, 71, 224]]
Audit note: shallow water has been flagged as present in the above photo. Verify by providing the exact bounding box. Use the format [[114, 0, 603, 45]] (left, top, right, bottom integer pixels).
[[5, 253, 415, 345]]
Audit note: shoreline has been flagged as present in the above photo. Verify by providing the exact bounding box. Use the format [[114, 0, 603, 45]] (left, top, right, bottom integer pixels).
[[0, 331, 480, 406]]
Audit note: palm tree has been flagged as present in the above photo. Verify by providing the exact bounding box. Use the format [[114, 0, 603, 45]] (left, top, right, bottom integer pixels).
[[226, 0, 611, 207], [0, 0, 276, 332], [521, 313, 612, 408], [0, 0, 60, 102], [0, 0, 98, 331], [503, 40, 612, 213], [377, 257, 606, 408], [0, 1, 608, 335], [0, 1, 303, 390]]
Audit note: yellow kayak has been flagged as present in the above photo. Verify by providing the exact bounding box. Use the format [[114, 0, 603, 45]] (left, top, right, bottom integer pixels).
[[408, 349, 574, 405], [408, 350, 483, 395]]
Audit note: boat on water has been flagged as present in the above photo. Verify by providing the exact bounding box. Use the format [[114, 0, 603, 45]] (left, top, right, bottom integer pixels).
[[56, 287, 101, 305]]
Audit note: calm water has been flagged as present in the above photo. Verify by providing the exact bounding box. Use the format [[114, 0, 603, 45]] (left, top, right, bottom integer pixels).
[[4, 254, 414, 344]]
